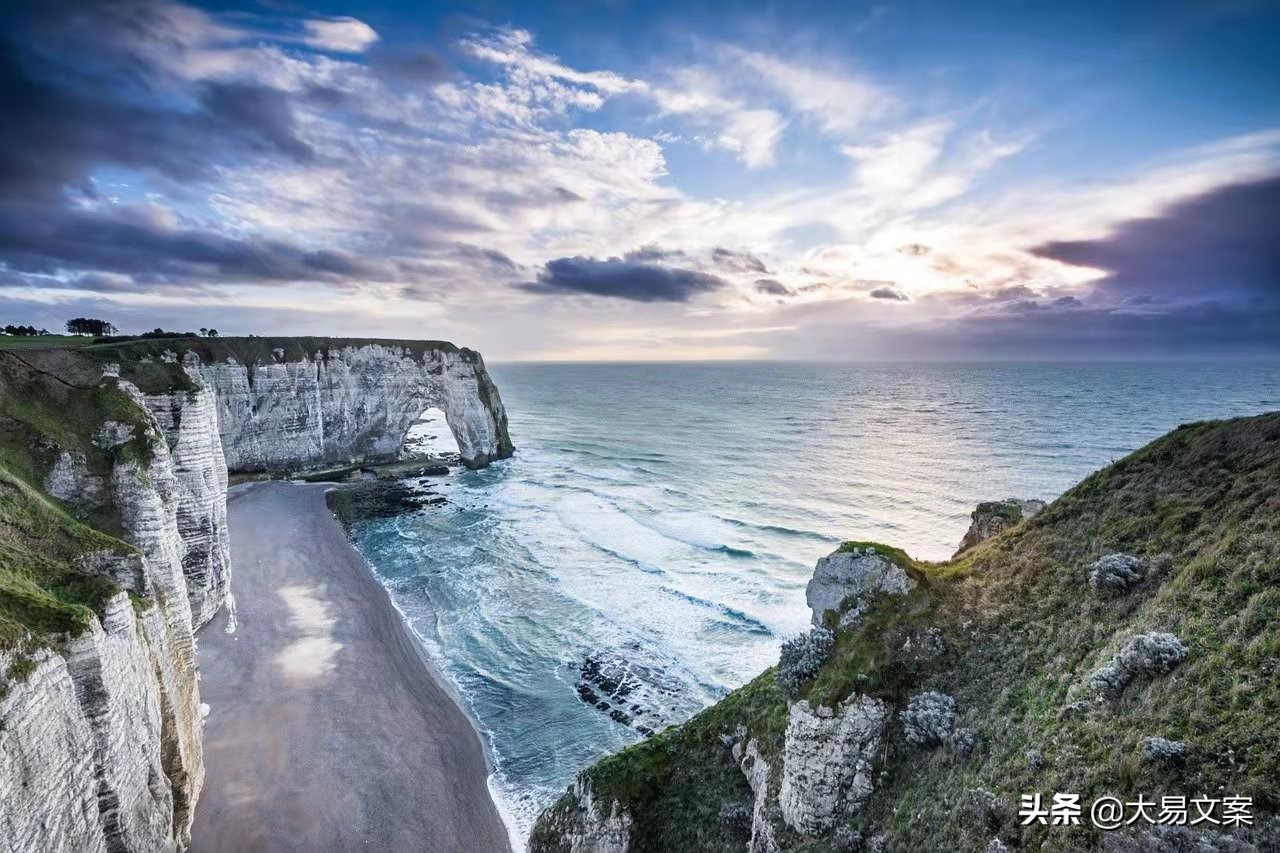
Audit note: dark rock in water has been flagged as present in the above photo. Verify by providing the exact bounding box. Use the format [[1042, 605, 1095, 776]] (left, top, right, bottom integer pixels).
[[417, 464, 451, 476], [326, 481, 433, 533], [575, 651, 676, 736]]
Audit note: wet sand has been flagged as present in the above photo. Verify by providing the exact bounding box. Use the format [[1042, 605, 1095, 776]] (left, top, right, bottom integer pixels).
[[190, 481, 510, 853]]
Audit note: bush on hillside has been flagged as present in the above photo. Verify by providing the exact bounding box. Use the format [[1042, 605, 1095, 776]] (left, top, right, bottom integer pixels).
[[777, 627, 835, 699]]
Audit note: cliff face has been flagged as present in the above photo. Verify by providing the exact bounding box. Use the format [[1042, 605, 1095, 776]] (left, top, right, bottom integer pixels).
[[0, 336, 512, 852], [531, 413, 1280, 853], [168, 342, 511, 472]]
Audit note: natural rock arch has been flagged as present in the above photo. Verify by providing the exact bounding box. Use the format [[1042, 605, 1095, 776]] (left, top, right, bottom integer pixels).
[[401, 406, 462, 458], [187, 342, 513, 472]]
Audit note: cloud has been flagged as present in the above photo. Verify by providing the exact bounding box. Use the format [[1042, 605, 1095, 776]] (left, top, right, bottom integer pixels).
[[868, 284, 910, 301], [521, 256, 727, 302], [302, 17, 378, 53], [712, 247, 769, 274], [370, 46, 450, 83], [1034, 176, 1280, 308], [844, 121, 951, 193], [755, 278, 794, 296], [715, 109, 787, 168], [0, 201, 386, 284], [724, 48, 888, 135]]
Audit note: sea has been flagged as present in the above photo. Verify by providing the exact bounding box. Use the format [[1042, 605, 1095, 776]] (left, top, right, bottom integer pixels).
[[344, 361, 1280, 845]]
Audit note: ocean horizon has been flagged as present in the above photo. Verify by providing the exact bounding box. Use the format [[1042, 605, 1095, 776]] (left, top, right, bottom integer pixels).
[[340, 360, 1280, 842]]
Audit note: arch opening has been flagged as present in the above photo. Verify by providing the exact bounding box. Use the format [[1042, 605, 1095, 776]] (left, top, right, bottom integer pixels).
[[400, 406, 462, 463]]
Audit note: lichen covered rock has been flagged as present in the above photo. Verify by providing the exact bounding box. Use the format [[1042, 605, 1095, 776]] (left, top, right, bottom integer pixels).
[[1141, 736, 1187, 765], [529, 777, 633, 853]]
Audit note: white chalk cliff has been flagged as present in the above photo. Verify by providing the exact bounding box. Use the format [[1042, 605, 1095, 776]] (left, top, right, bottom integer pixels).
[[191, 344, 512, 472], [0, 339, 512, 852]]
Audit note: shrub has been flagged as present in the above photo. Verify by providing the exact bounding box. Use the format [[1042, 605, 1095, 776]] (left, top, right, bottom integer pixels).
[[950, 727, 977, 756], [1089, 632, 1188, 698], [963, 788, 1008, 833], [900, 690, 957, 747], [776, 627, 835, 699], [1141, 736, 1186, 765], [1089, 553, 1146, 595], [831, 826, 863, 853]]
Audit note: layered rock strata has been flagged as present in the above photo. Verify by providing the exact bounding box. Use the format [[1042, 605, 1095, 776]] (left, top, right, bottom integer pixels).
[[190, 345, 512, 471], [2, 338, 513, 852]]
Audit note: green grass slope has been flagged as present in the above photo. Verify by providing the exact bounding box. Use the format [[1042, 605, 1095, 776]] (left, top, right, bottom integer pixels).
[[532, 413, 1280, 851], [0, 464, 135, 674], [0, 350, 159, 675]]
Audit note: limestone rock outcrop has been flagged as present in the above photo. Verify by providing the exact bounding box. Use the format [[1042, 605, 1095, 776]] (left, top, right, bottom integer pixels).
[[0, 592, 180, 852], [138, 377, 231, 629], [2, 337, 514, 852], [954, 498, 1044, 556], [778, 696, 889, 835], [806, 546, 915, 627], [530, 777, 633, 853], [735, 739, 781, 853], [190, 344, 512, 471]]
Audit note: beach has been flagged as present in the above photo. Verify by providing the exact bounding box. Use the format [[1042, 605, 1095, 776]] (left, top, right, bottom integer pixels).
[[190, 481, 510, 853]]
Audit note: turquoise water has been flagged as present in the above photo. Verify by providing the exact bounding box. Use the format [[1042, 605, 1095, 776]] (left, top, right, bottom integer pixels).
[[346, 361, 1280, 841]]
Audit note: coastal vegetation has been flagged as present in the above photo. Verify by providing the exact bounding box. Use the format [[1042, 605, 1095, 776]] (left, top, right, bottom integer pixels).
[[533, 413, 1280, 851], [0, 464, 131, 661]]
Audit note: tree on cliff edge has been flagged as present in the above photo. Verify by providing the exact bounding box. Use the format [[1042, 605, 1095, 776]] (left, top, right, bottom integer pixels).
[[65, 318, 116, 336]]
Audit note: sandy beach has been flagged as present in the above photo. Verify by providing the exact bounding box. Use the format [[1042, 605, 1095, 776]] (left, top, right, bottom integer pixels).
[[190, 481, 510, 853]]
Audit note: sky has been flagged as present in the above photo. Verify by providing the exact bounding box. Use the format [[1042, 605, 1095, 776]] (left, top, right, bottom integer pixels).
[[1, 0, 1278, 361]]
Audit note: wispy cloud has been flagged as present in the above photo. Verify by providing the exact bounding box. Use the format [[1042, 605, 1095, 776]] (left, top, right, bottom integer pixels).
[[1, 0, 1277, 358]]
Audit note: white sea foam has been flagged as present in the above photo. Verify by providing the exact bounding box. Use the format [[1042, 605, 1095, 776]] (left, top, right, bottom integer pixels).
[[342, 361, 1280, 848]]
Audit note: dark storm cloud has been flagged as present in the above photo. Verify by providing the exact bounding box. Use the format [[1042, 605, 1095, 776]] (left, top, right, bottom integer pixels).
[[521, 256, 727, 302], [712, 247, 769, 274], [0, 203, 384, 283], [755, 278, 794, 296], [199, 82, 315, 162], [868, 284, 909, 301], [1034, 177, 1280, 305], [0, 44, 313, 203], [888, 178, 1280, 357], [0, 0, 340, 292]]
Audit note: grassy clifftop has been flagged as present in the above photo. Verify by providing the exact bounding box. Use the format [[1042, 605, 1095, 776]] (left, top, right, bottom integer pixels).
[[533, 413, 1280, 851], [0, 350, 157, 673], [0, 335, 469, 394]]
